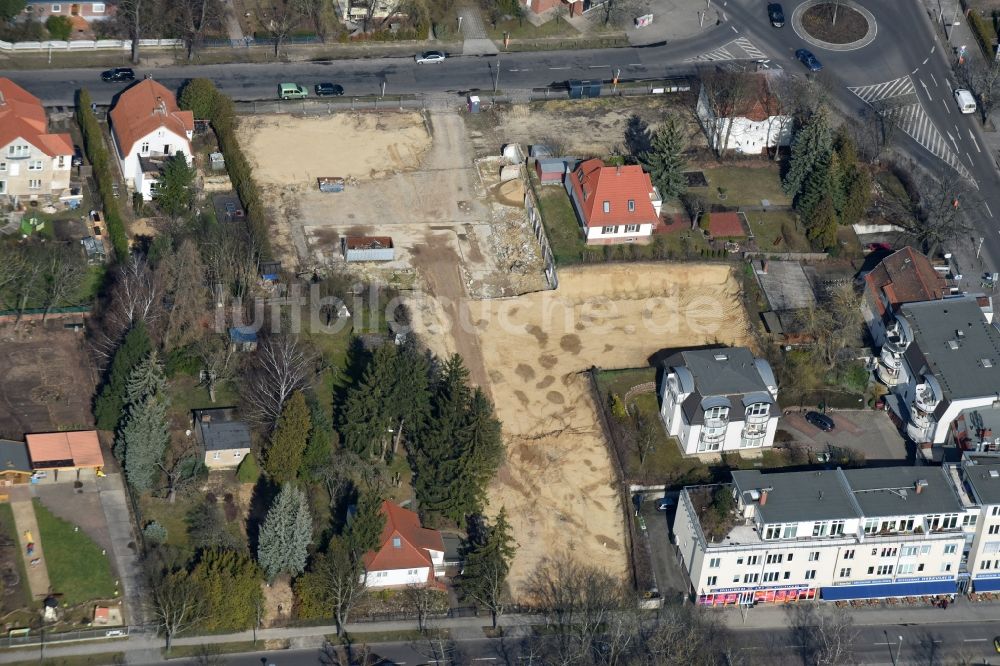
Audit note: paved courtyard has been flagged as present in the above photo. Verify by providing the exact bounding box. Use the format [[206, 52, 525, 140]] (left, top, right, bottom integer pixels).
[[778, 410, 910, 463]]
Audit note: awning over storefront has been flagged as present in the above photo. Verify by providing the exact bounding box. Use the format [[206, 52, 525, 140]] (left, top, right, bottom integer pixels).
[[821, 580, 957, 601], [972, 578, 1000, 592]]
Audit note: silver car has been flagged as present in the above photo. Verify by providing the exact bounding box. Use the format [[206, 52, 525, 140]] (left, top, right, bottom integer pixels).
[[415, 50, 446, 64]]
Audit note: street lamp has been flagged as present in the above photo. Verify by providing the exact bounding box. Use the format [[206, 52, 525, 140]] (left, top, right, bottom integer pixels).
[[896, 635, 903, 665]]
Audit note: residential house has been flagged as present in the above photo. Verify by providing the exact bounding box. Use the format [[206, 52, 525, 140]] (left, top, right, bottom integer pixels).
[[228, 326, 258, 352], [109, 78, 194, 201], [362, 501, 445, 588], [863, 247, 948, 348], [659, 347, 779, 455], [25, 431, 104, 483], [0, 440, 33, 486], [565, 159, 662, 244], [673, 466, 975, 605], [872, 296, 1000, 451], [695, 73, 793, 155], [193, 408, 251, 469], [23, 1, 114, 26], [0, 78, 73, 203]]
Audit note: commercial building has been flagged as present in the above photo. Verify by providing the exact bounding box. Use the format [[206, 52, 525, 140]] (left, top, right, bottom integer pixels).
[[673, 466, 975, 605], [659, 347, 779, 455]]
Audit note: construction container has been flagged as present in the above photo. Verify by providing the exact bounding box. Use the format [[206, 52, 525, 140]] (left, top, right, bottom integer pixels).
[[342, 236, 395, 262]]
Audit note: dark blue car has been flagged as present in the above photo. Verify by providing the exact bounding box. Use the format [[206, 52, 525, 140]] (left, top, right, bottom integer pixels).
[[795, 48, 823, 72]]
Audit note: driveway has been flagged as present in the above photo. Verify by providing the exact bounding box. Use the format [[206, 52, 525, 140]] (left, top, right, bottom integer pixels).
[[640, 495, 690, 602], [778, 410, 909, 463]]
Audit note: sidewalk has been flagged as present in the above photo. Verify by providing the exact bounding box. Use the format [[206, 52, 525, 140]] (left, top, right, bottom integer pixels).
[[9, 486, 49, 600]]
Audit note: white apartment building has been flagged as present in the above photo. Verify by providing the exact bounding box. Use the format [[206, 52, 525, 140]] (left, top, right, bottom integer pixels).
[[673, 466, 975, 605], [872, 296, 1000, 448], [950, 456, 1000, 593], [659, 348, 779, 455]]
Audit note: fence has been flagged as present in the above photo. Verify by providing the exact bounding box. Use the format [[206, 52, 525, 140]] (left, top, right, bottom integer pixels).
[[523, 168, 559, 291], [0, 38, 182, 53], [2, 625, 134, 649]]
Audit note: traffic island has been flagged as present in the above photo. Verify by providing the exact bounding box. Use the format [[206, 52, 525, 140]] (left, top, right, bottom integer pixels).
[[792, 0, 878, 52]]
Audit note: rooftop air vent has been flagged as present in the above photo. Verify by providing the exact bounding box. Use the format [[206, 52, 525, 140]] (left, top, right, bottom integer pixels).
[[984, 358, 994, 368], [991, 470, 1000, 478], [714, 353, 729, 362], [948, 340, 960, 350]]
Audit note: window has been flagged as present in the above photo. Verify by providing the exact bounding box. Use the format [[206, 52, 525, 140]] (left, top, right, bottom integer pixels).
[[0, 162, 5, 171], [27, 160, 42, 171], [624, 224, 639, 233], [928, 514, 959, 531], [51, 4, 61, 11], [0, 181, 5, 194], [212, 451, 220, 460], [743, 573, 759, 583], [140, 142, 150, 154], [764, 525, 780, 540], [918, 563, 924, 572], [901, 546, 918, 557], [881, 547, 898, 558], [843, 549, 855, 560], [736, 557, 744, 565], [983, 560, 993, 571], [783, 571, 790, 579], [92, 2, 105, 12], [993, 506, 1000, 516], [628, 199, 635, 212], [408, 569, 418, 575], [762, 571, 779, 583], [28, 179, 41, 190], [786, 552, 793, 561], [57, 156, 65, 168], [940, 562, 953, 573], [867, 566, 875, 575], [919, 545, 931, 555], [601, 225, 616, 235], [898, 563, 915, 575], [7, 144, 28, 158], [984, 541, 1000, 555], [876, 564, 894, 576], [766, 554, 783, 564], [746, 555, 760, 565], [706, 576, 717, 586], [163, 144, 171, 154], [732, 575, 740, 583], [746, 402, 769, 417], [965, 514, 978, 527], [782, 524, 798, 539], [709, 557, 721, 568], [812, 522, 828, 537], [603, 201, 610, 213], [808, 551, 820, 562], [392, 536, 401, 548], [944, 544, 958, 555], [899, 518, 914, 532], [830, 520, 845, 535], [233, 451, 241, 458], [989, 524, 1000, 535], [804, 570, 816, 580], [839, 568, 851, 578], [864, 518, 879, 535]]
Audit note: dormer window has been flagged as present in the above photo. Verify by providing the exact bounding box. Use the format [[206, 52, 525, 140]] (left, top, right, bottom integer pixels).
[[603, 201, 610, 213], [392, 536, 401, 548], [628, 199, 635, 212]]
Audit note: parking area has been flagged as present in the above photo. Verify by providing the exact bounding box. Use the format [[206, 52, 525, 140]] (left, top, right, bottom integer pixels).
[[778, 410, 909, 463], [640, 495, 690, 601]]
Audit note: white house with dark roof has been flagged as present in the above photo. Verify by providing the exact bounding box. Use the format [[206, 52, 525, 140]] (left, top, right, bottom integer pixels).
[[193, 408, 251, 469], [673, 466, 976, 606], [659, 347, 779, 455]]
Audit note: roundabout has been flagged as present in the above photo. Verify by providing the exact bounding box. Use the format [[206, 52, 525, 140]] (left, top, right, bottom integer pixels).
[[792, 0, 877, 51]]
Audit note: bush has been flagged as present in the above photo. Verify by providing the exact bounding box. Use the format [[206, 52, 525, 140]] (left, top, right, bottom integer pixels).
[[77, 89, 128, 258], [236, 452, 260, 484], [45, 15, 72, 40], [143, 521, 167, 543], [967, 10, 996, 59]]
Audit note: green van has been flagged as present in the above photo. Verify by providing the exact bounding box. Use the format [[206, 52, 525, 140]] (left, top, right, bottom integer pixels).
[[278, 83, 308, 100]]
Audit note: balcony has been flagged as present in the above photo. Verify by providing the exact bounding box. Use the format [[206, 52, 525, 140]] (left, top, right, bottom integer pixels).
[[913, 384, 939, 414]]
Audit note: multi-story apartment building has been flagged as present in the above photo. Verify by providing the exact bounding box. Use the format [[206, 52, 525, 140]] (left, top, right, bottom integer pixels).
[[673, 466, 975, 605], [950, 456, 1000, 593], [862, 247, 947, 351], [0, 78, 73, 203], [659, 347, 779, 455]]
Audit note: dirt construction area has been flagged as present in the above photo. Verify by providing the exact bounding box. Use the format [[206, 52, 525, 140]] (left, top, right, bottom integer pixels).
[[408, 263, 750, 593], [0, 323, 97, 439], [237, 112, 546, 297]]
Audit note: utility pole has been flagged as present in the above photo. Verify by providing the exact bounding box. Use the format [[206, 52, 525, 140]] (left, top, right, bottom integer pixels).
[[978, 236, 985, 259], [945, 8, 959, 41], [494, 56, 501, 94], [458, 15, 463, 33]]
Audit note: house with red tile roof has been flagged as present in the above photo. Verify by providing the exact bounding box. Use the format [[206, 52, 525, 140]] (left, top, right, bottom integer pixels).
[[0, 78, 73, 202], [696, 73, 793, 155], [565, 159, 662, 245], [361, 501, 445, 589], [109, 78, 194, 201], [862, 246, 948, 347]]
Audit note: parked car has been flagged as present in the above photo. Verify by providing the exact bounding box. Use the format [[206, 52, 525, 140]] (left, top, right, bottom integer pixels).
[[805, 411, 835, 432], [795, 48, 823, 72], [72, 145, 83, 167], [994, 636, 1000, 653], [767, 3, 785, 27], [314, 82, 345, 96], [656, 497, 675, 511], [415, 50, 446, 64], [278, 83, 308, 100], [101, 67, 135, 83]]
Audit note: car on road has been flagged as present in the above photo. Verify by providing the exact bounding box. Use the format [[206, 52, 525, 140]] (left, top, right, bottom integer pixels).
[[954, 88, 977, 114], [805, 411, 835, 432], [767, 3, 785, 27], [101, 67, 135, 83], [994, 636, 1000, 652], [795, 48, 823, 72], [415, 50, 446, 64], [278, 82, 308, 100], [314, 82, 345, 96]]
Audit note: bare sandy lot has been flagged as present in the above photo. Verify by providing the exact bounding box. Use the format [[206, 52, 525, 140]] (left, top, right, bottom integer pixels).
[[408, 262, 750, 593]]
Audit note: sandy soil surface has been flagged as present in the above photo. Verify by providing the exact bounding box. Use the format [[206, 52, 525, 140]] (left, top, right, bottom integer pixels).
[[407, 263, 750, 594], [465, 96, 703, 158]]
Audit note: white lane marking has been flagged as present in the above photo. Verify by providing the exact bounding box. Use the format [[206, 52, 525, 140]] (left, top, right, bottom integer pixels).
[[628, 63, 643, 66], [967, 152, 975, 165], [932, 45, 936, 53], [986, 202, 994, 217], [919, 79, 931, 100], [969, 129, 982, 152], [964, 638, 989, 642], [931, 73, 938, 86], [588, 65, 610, 68], [943, 97, 952, 114], [923, 57, 929, 64], [732, 25, 738, 32], [549, 66, 570, 70], [912, 67, 919, 74]]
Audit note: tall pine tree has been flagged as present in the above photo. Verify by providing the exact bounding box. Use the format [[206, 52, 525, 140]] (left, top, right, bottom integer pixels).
[[257, 484, 313, 581], [339, 344, 396, 458], [300, 395, 335, 481], [640, 114, 688, 201], [345, 491, 385, 562], [783, 109, 833, 203], [265, 391, 311, 484], [94, 321, 151, 430], [460, 508, 517, 628], [115, 353, 170, 492]]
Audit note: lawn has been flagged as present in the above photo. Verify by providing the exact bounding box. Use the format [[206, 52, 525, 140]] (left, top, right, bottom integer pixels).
[[4, 652, 126, 666], [742, 210, 810, 253], [139, 494, 197, 551], [531, 176, 588, 265], [0, 503, 31, 614], [694, 164, 792, 209], [486, 15, 581, 40], [32, 500, 116, 606], [163, 641, 272, 659], [165, 376, 240, 428]]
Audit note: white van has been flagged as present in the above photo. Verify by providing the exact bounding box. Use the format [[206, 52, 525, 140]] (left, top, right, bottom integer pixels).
[[954, 88, 977, 114]]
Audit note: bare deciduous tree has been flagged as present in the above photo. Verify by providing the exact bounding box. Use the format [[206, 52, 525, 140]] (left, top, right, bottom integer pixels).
[[292, 0, 329, 41], [404, 584, 439, 633], [118, 0, 144, 63], [698, 68, 755, 157], [196, 334, 236, 403], [171, 0, 223, 60], [258, 0, 301, 57], [883, 169, 976, 257], [789, 604, 858, 665], [149, 571, 205, 651], [158, 238, 209, 351], [241, 335, 315, 428], [39, 245, 86, 321]]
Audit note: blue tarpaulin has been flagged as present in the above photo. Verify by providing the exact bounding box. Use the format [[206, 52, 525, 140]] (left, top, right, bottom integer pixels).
[[821, 580, 956, 601], [972, 578, 1000, 592]]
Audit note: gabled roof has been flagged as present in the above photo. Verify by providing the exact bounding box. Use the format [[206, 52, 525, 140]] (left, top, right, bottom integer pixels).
[[194, 408, 252, 452], [109, 79, 193, 159], [26, 431, 104, 468], [864, 247, 945, 316], [569, 159, 659, 228], [0, 440, 31, 474], [363, 501, 444, 573], [0, 78, 72, 158]]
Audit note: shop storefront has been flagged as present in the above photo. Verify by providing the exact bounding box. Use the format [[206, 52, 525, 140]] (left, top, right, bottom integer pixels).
[[821, 576, 958, 601], [697, 586, 817, 606]]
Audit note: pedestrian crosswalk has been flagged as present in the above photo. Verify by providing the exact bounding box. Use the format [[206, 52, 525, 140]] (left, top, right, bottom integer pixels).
[[848, 76, 971, 180], [684, 38, 767, 63]]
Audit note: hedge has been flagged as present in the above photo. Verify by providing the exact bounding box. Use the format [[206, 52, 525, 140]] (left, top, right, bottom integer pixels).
[[179, 79, 272, 260], [967, 9, 996, 59], [76, 89, 129, 259]]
